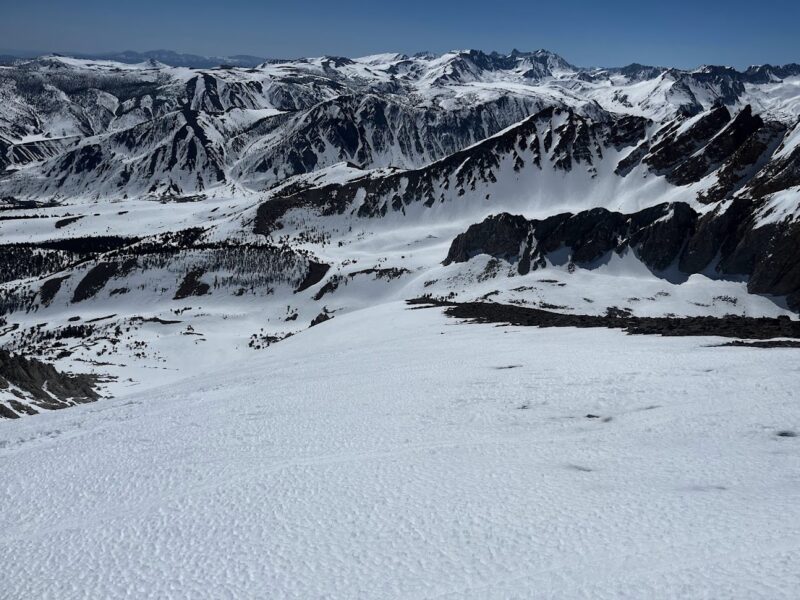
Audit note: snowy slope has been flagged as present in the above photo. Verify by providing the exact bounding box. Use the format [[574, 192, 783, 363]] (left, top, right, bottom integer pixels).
[[0, 49, 799, 418], [2, 302, 799, 598]]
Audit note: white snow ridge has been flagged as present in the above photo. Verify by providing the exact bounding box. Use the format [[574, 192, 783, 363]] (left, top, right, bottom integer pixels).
[[1, 47, 800, 599]]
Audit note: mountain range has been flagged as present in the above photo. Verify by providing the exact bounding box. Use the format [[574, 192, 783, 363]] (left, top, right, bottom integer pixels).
[[0, 49, 270, 68], [1, 48, 799, 417]]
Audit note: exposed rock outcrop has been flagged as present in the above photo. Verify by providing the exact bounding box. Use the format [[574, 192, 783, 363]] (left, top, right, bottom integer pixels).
[[0, 349, 100, 418], [422, 298, 800, 339], [444, 201, 800, 309], [174, 269, 211, 300]]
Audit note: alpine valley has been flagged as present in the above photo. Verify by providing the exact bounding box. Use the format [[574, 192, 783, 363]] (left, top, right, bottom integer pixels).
[[3, 48, 800, 599], [1, 49, 800, 416]]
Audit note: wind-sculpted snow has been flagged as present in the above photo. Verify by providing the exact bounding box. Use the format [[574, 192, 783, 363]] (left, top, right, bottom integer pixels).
[[2, 303, 800, 597], [2, 47, 800, 596]]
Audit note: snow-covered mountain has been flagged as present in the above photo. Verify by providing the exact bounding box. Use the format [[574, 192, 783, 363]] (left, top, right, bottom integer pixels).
[[76, 49, 269, 68], [3, 47, 800, 598], [2, 50, 799, 199], [1, 49, 800, 417]]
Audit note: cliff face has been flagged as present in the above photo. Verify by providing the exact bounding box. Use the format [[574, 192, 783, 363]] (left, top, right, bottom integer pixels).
[[0, 349, 100, 418], [444, 201, 800, 310]]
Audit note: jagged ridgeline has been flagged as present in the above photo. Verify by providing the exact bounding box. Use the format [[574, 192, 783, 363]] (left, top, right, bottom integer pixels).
[[256, 104, 800, 306], [2, 51, 799, 200], [1, 49, 799, 417]]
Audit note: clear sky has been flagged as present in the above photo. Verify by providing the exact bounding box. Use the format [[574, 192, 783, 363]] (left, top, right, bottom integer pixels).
[[2, 0, 798, 69]]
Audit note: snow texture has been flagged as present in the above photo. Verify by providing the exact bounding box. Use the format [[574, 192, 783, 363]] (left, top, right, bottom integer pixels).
[[2, 302, 800, 598]]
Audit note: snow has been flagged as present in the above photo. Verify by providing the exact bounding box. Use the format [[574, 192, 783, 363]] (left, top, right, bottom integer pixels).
[[754, 185, 800, 226], [0, 147, 792, 407], [775, 119, 800, 160], [4, 49, 800, 203], [744, 78, 800, 123], [750, 120, 800, 226], [353, 52, 407, 66], [0, 194, 255, 244], [1, 51, 799, 590], [2, 301, 799, 598]]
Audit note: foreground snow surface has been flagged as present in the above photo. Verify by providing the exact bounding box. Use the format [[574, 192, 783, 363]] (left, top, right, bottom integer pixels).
[[2, 302, 800, 599]]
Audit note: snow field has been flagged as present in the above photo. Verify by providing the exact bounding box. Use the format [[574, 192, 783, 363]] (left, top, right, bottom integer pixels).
[[2, 302, 799, 598]]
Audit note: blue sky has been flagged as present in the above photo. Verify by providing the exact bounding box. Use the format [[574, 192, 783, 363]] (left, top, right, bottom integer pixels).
[[2, 0, 798, 68]]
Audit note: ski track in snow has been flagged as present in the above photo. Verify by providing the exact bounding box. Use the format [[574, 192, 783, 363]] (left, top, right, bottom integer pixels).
[[2, 302, 799, 599]]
